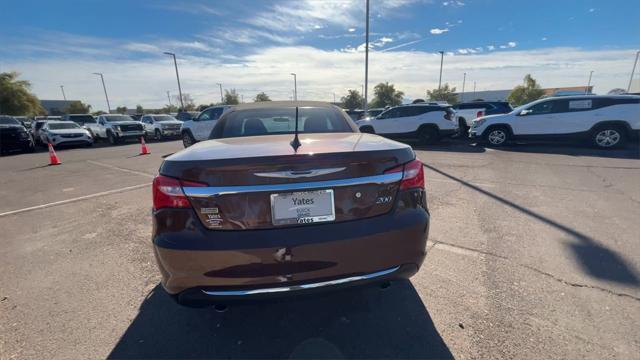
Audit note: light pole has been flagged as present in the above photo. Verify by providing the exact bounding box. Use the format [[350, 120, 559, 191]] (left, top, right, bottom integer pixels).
[[628, 50, 640, 92], [461, 72, 466, 102], [60, 85, 67, 101], [166, 91, 172, 107], [290, 73, 297, 101], [438, 51, 445, 90], [364, 0, 370, 114], [217, 83, 223, 103], [241, 94, 244, 103], [473, 81, 476, 99], [333, 92, 336, 103], [163, 52, 184, 110], [92, 72, 111, 113], [586, 70, 594, 94]]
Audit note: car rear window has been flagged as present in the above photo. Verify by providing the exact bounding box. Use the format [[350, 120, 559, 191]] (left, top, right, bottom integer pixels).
[[0, 116, 20, 125], [212, 107, 354, 139], [49, 122, 80, 130]]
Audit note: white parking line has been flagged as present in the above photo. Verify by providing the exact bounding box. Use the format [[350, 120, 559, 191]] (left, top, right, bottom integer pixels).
[[87, 160, 156, 179], [0, 183, 151, 218]]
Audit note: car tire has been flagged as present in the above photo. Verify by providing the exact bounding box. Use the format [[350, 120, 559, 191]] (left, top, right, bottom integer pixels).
[[155, 129, 163, 141], [182, 132, 196, 148], [484, 126, 510, 147], [360, 126, 375, 134], [419, 126, 439, 145], [592, 126, 626, 149], [107, 131, 118, 145]]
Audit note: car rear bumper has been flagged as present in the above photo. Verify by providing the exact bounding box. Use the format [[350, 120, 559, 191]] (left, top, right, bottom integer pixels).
[[152, 188, 429, 303]]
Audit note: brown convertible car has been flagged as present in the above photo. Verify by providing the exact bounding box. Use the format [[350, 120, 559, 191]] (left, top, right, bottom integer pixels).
[[152, 101, 429, 306]]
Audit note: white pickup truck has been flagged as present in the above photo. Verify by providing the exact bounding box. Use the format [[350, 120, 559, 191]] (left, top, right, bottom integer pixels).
[[95, 114, 145, 145], [452, 101, 513, 134]]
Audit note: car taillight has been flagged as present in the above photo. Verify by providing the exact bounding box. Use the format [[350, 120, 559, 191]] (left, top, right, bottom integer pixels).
[[384, 159, 425, 190], [476, 110, 484, 118], [152, 175, 205, 210]]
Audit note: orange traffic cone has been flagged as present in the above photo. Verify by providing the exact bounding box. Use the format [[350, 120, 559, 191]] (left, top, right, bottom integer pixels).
[[48, 143, 61, 165], [140, 137, 150, 155]]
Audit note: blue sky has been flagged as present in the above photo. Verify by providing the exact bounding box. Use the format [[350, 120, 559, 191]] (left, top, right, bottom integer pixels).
[[1, 0, 638, 110]]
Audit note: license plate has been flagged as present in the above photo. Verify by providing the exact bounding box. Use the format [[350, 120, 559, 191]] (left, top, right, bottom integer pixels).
[[270, 189, 335, 226]]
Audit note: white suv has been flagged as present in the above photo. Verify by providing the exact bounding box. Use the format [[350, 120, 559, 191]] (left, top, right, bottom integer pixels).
[[469, 95, 640, 148], [356, 104, 458, 144], [180, 105, 233, 147], [141, 114, 182, 140]]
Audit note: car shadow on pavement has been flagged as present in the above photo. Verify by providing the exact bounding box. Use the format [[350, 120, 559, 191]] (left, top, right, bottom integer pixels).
[[423, 163, 640, 287], [411, 138, 487, 153], [483, 142, 640, 160], [108, 280, 452, 359]]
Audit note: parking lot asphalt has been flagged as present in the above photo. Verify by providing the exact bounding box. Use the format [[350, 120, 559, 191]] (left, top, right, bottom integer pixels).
[[1, 138, 639, 359]]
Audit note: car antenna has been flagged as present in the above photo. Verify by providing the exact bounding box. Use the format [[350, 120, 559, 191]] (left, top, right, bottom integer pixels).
[[290, 106, 301, 152]]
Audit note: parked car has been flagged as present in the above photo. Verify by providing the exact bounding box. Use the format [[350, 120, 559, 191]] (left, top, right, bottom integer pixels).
[[39, 121, 93, 147], [141, 114, 182, 140], [0, 115, 34, 154], [94, 114, 145, 145], [13, 116, 32, 129], [345, 109, 365, 121], [130, 114, 143, 121], [453, 101, 513, 134], [175, 111, 200, 122], [180, 106, 233, 147], [356, 104, 458, 144], [469, 95, 640, 148], [62, 114, 100, 139], [152, 101, 428, 307], [30, 120, 49, 145]]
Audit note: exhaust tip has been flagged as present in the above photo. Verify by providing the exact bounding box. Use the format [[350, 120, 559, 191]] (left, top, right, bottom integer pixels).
[[214, 304, 228, 313]]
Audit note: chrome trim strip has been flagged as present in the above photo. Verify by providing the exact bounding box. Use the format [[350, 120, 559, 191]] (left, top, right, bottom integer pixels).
[[183, 172, 402, 197], [201, 266, 400, 296], [254, 167, 346, 179]]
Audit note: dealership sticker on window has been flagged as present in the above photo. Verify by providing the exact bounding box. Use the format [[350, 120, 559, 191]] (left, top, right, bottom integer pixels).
[[569, 100, 592, 109]]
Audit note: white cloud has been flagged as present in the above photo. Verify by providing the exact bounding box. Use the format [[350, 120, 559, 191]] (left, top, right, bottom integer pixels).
[[442, 1, 465, 7], [4, 46, 635, 109], [589, 8, 596, 12], [541, 37, 548, 41], [348, 28, 356, 32], [245, 0, 420, 33], [152, 2, 225, 16], [507, 41, 517, 48], [430, 28, 449, 35], [487, 45, 496, 51]]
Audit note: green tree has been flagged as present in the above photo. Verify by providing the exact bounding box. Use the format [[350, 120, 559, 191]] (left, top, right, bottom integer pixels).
[[135, 104, 144, 113], [160, 104, 178, 113], [92, 110, 107, 116], [369, 82, 404, 108], [0, 71, 45, 115], [507, 74, 545, 106], [197, 103, 213, 111], [224, 89, 240, 105], [340, 89, 364, 110], [426, 83, 458, 104], [254, 92, 271, 102], [115, 106, 128, 114], [63, 101, 92, 114], [175, 94, 196, 111]]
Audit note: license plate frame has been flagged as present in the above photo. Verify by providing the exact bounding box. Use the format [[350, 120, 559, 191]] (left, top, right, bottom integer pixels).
[[270, 189, 335, 226]]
